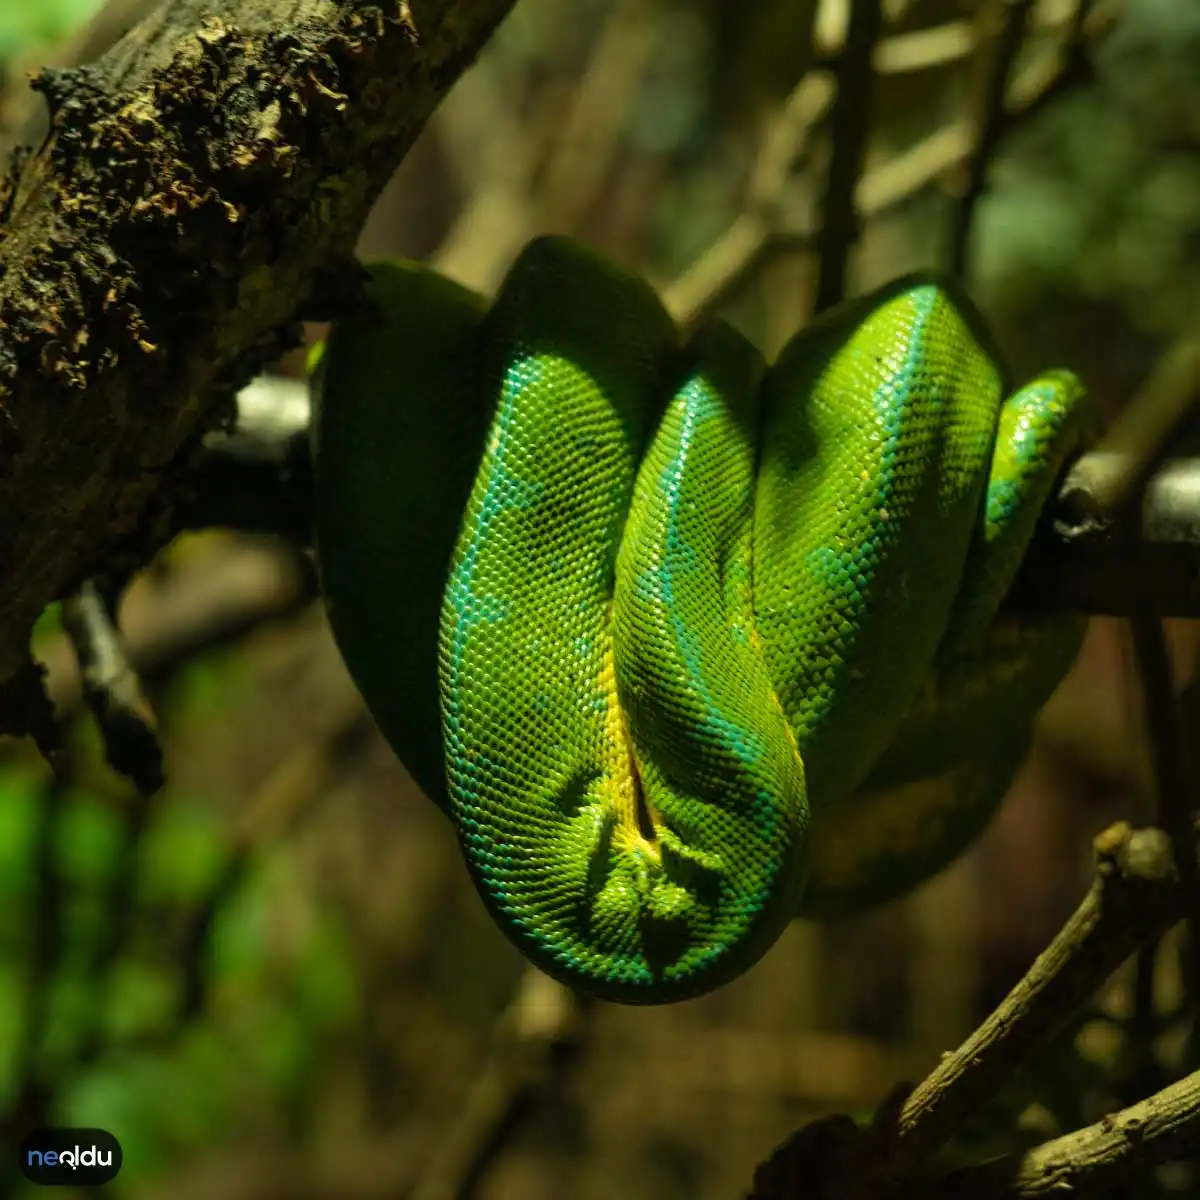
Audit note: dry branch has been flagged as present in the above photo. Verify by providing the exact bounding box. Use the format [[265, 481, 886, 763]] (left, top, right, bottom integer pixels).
[[663, 0, 1117, 329], [751, 822, 1200, 1200], [914, 1068, 1200, 1199]]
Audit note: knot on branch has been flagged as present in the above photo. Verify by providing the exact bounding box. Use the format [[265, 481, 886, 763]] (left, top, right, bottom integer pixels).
[[1094, 820, 1190, 889]]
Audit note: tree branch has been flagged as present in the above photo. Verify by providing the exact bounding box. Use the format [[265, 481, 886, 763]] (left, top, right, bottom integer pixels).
[[812, 0, 882, 312], [410, 969, 584, 1200], [0, 0, 516, 692], [885, 822, 1195, 1174], [944, 0, 1036, 279], [750, 821, 1200, 1199], [661, 0, 1116, 330], [162, 374, 1200, 620], [913, 1068, 1200, 1200]]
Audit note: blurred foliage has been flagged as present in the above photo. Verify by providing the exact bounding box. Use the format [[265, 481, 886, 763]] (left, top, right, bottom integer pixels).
[[977, 0, 1200, 340], [0, 732, 357, 1195], [0, 0, 104, 64]]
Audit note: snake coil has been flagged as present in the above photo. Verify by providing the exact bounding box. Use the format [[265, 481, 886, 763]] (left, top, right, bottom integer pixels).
[[313, 237, 1089, 1004]]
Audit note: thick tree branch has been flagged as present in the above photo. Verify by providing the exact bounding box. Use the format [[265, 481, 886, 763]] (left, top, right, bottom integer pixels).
[[0, 0, 516, 690]]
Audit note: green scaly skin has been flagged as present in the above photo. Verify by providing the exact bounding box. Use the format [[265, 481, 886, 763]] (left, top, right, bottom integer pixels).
[[312, 237, 1090, 1005]]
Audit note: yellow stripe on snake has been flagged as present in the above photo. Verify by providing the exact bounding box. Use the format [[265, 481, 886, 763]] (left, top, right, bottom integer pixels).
[[312, 237, 1090, 1005]]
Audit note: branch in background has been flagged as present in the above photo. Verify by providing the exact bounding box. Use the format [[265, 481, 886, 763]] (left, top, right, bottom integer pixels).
[[84, 683, 373, 1058], [1127, 598, 1200, 994], [432, 0, 658, 294], [174, 374, 315, 545], [660, 72, 833, 329], [61, 578, 164, 794], [872, 20, 975, 74], [1029, 336, 1200, 936], [122, 541, 317, 691], [913, 1068, 1200, 1200], [21, 365, 315, 795], [174, 693, 373, 1024], [410, 969, 584, 1200], [1001, 0, 1110, 124], [0, 767, 73, 1186], [1009, 456, 1200, 618], [0, 0, 518, 694], [32, 535, 317, 793], [1102, 320, 1200, 1040], [663, 0, 1118, 329], [72, 783, 157, 1070], [751, 822, 1200, 1200], [997, 322, 1200, 619], [1061, 332, 1200, 523], [886, 824, 1195, 1173], [849, 5, 1092, 77], [21, 376, 318, 795], [812, 0, 883, 313], [532, 0, 659, 234], [162, 373, 1200, 620], [945, 0, 1036, 279]]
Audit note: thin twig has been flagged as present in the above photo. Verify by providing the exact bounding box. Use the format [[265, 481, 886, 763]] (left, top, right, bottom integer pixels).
[[661, 72, 834, 327], [410, 968, 584, 1200], [812, 0, 883, 312], [662, 4, 1115, 329], [61, 578, 164, 795], [945, 0, 1036, 280]]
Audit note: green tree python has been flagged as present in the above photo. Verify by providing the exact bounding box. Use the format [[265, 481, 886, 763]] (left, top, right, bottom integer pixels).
[[311, 236, 1090, 1005]]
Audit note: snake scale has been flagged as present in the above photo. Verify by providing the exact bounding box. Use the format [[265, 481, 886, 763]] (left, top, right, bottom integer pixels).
[[311, 236, 1090, 1005]]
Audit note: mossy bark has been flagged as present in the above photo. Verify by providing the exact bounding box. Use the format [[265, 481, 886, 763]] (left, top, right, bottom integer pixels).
[[0, 0, 515, 688]]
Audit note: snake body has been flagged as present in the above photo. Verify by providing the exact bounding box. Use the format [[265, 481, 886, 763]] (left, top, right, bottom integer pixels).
[[312, 237, 1089, 1005]]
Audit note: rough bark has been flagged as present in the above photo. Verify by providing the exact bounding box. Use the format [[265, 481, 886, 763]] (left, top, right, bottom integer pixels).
[[0, 0, 515, 688]]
